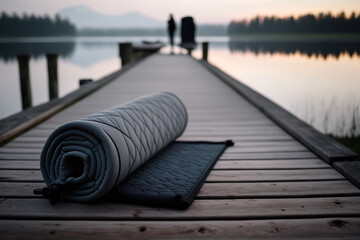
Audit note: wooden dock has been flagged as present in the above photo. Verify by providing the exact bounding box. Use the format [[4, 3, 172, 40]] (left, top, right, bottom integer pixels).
[[1, 53, 360, 239]]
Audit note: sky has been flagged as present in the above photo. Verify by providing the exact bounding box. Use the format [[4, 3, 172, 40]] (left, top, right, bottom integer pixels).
[[0, 0, 359, 24]]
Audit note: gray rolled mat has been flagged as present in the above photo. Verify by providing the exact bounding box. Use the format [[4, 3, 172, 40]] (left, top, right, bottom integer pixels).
[[38, 92, 187, 203]]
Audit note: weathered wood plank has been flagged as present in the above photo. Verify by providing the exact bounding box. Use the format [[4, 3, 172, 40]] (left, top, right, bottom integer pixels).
[[0, 197, 359, 220], [0, 169, 345, 182], [21, 129, 288, 138], [1, 181, 359, 199], [225, 145, 309, 153], [0, 153, 40, 160], [0, 159, 329, 170], [0, 160, 39, 170], [0, 142, 45, 149], [214, 159, 329, 169], [221, 152, 317, 160], [1, 140, 305, 150], [0, 148, 41, 154], [198, 181, 360, 198], [178, 136, 294, 141], [0, 151, 316, 160], [0, 170, 43, 182], [0, 182, 44, 197], [26, 119, 273, 128], [206, 169, 344, 182], [1, 218, 360, 239], [0, 145, 310, 154], [35, 124, 277, 133], [5, 135, 295, 144]]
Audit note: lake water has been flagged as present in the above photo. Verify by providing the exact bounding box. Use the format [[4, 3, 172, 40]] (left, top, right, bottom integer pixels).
[[0, 36, 359, 137]]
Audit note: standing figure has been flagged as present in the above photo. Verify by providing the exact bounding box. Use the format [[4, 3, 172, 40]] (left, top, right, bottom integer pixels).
[[167, 14, 176, 54]]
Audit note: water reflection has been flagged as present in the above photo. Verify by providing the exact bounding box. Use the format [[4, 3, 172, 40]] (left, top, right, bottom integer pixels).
[[0, 42, 75, 61], [228, 40, 360, 59], [204, 48, 360, 137]]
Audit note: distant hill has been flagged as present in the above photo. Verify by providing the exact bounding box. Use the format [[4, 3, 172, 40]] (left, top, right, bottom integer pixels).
[[58, 5, 164, 29]]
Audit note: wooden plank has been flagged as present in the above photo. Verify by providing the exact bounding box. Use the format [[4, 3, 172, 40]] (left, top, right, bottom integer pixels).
[[0, 197, 360, 220], [21, 128, 288, 138], [232, 141, 304, 147], [5, 134, 295, 144], [0, 170, 43, 182], [182, 132, 289, 137], [1, 181, 359, 199], [224, 145, 309, 153], [1, 218, 360, 239], [0, 182, 44, 197], [2, 139, 303, 149], [0, 159, 329, 170], [37, 121, 274, 128], [36, 121, 275, 130], [214, 159, 330, 170], [206, 169, 345, 182], [178, 136, 294, 141], [0, 142, 45, 149], [200, 60, 358, 163], [0, 151, 316, 160], [0, 160, 39, 170], [220, 152, 317, 160], [0, 144, 309, 154], [198, 181, 360, 198], [0, 169, 344, 182], [0, 153, 40, 160], [0, 148, 41, 154]]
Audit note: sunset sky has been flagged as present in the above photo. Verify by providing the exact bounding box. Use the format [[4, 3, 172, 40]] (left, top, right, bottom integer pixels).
[[0, 0, 359, 23]]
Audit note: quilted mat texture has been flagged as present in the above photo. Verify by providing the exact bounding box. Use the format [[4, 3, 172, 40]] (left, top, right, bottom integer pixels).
[[40, 92, 187, 202], [115, 141, 231, 209]]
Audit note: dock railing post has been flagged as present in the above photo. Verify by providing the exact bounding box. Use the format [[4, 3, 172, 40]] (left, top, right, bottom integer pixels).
[[202, 42, 209, 61], [16, 55, 32, 109], [119, 43, 133, 66], [46, 54, 59, 100]]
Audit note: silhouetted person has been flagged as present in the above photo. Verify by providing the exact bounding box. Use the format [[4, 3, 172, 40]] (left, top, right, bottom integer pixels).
[[167, 14, 176, 53]]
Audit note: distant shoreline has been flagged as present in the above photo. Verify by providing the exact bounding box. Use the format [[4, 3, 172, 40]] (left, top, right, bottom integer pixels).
[[1, 33, 360, 42], [229, 33, 360, 42]]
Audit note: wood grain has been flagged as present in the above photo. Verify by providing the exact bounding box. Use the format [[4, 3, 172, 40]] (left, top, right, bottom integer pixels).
[[0, 169, 344, 182], [1, 218, 360, 239], [0, 197, 359, 220]]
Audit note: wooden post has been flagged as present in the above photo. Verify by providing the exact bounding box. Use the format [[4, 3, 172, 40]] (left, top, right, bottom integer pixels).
[[46, 54, 59, 100], [16, 55, 32, 109], [202, 42, 209, 61], [119, 43, 133, 66]]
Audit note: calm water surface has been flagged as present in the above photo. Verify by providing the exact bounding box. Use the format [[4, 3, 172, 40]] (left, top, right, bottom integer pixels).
[[0, 36, 359, 137]]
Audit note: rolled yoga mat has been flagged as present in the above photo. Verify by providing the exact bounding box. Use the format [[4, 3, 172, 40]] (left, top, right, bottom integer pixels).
[[39, 92, 188, 203]]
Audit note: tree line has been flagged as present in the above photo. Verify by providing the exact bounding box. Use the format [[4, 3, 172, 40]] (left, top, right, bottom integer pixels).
[[0, 12, 76, 37], [228, 12, 360, 35]]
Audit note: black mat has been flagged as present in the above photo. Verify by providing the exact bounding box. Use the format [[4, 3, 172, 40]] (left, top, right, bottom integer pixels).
[[114, 140, 233, 209]]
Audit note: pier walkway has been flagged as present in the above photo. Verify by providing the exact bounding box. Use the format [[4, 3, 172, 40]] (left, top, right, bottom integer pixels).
[[1, 53, 360, 239]]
